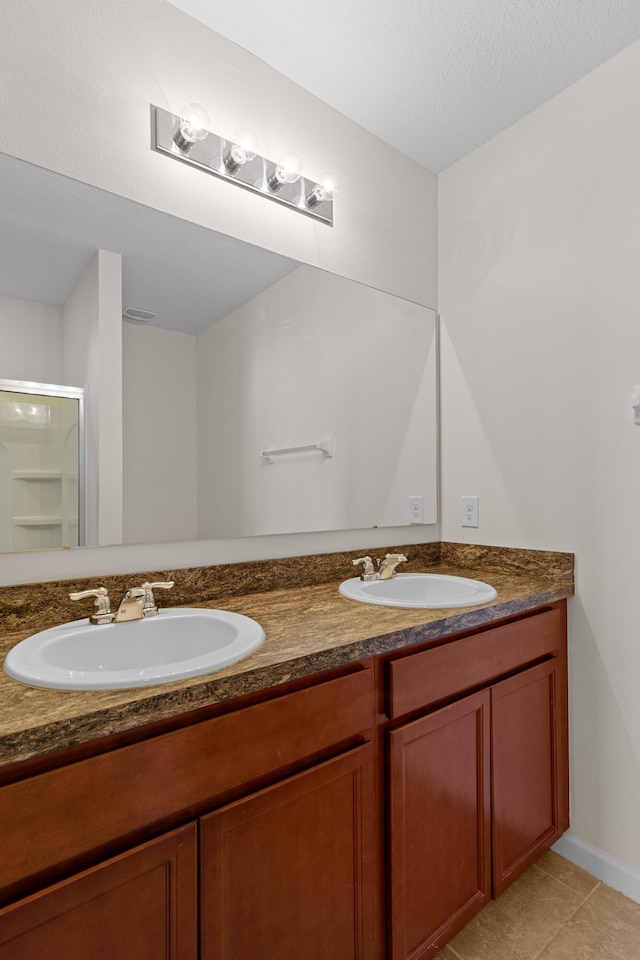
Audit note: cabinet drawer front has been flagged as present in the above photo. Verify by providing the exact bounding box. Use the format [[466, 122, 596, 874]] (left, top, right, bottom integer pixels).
[[0, 666, 373, 897], [387, 603, 565, 719]]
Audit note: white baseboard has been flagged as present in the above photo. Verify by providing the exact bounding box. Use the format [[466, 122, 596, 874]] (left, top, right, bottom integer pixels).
[[553, 832, 640, 904]]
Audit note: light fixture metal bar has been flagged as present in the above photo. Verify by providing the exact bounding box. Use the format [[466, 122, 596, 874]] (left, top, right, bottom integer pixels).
[[152, 106, 333, 227]]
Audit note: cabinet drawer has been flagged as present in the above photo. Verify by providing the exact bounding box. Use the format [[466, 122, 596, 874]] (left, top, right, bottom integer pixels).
[[0, 665, 373, 897], [386, 603, 565, 720]]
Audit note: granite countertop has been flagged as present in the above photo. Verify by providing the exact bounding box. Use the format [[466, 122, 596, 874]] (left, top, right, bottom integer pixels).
[[0, 543, 574, 768]]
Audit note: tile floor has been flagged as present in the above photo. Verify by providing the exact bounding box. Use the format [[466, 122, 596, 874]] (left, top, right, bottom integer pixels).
[[435, 850, 640, 959]]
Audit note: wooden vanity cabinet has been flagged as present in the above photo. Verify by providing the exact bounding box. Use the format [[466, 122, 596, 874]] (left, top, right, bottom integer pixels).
[[385, 601, 569, 960], [0, 600, 569, 960], [0, 663, 376, 960]]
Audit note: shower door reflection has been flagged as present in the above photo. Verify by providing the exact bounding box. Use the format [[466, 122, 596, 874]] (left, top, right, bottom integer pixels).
[[0, 380, 85, 552]]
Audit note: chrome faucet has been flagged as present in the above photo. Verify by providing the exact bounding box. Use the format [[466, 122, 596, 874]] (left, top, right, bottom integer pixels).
[[352, 553, 408, 582], [70, 580, 175, 624]]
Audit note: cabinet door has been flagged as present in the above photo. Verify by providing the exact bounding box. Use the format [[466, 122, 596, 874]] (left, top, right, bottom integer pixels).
[[200, 744, 376, 960], [0, 823, 197, 960], [388, 690, 491, 960], [492, 658, 566, 895]]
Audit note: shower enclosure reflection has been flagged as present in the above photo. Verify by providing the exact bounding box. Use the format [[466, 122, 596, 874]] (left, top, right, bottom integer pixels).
[[0, 380, 85, 552]]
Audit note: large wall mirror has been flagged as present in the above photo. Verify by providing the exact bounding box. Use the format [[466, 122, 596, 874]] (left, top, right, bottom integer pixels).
[[0, 152, 438, 553]]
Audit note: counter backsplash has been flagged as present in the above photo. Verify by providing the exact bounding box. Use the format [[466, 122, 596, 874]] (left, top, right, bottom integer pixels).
[[0, 542, 573, 638]]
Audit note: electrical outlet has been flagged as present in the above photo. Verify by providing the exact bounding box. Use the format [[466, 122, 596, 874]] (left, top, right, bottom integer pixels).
[[409, 496, 424, 524], [461, 496, 479, 528]]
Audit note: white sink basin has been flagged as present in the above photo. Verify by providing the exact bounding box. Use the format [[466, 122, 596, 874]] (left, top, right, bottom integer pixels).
[[339, 573, 497, 609], [3, 608, 265, 691]]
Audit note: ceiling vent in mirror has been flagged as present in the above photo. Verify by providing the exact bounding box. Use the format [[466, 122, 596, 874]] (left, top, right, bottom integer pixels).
[[123, 307, 157, 324]]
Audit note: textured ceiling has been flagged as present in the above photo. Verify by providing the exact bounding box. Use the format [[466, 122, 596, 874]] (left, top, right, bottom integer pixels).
[[168, 0, 640, 171]]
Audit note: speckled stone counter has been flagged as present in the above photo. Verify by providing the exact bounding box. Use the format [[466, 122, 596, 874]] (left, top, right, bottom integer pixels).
[[0, 542, 573, 767]]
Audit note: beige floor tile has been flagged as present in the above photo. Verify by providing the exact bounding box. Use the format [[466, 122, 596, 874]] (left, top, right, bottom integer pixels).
[[534, 850, 600, 898], [447, 864, 583, 960], [586, 882, 640, 931], [433, 947, 461, 960], [536, 884, 640, 959]]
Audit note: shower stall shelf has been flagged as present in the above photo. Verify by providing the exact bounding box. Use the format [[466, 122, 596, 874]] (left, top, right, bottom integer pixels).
[[0, 381, 86, 553]]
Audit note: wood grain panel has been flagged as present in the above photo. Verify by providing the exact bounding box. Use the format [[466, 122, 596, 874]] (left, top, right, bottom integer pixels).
[[200, 744, 376, 960], [491, 659, 565, 894], [0, 823, 197, 959], [388, 690, 491, 960], [0, 665, 373, 896], [387, 603, 565, 719]]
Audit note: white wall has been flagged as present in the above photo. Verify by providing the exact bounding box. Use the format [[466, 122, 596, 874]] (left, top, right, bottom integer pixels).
[[63, 250, 123, 546], [122, 323, 198, 544], [439, 40, 640, 871], [198, 267, 437, 537], [0, 296, 62, 383], [0, 0, 439, 584], [0, 0, 436, 309], [121, 270, 437, 545]]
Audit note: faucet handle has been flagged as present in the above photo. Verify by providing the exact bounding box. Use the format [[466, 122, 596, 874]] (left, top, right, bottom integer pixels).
[[69, 587, 114, 624], [353, 556, 378, 581], [139, 581, 175, 617]]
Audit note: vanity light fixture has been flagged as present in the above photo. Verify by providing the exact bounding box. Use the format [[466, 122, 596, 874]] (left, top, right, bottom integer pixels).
[[152, 104, 334, 226]]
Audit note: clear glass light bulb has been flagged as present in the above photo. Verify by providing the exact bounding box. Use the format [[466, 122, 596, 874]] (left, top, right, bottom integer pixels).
[[233, 127, 258, 161], [224, 127, 259, 173], [320, 172, 337, 197], [271, 152, 302, 189], [306, 172, 338, 207], [175, 103, 210, 149]]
